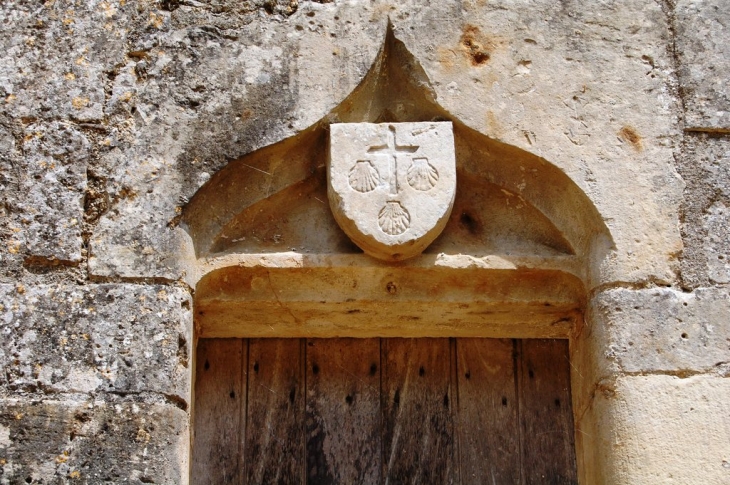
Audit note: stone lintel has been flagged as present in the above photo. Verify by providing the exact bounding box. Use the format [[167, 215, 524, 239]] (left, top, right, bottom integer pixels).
[[194, 265, 584, 339]]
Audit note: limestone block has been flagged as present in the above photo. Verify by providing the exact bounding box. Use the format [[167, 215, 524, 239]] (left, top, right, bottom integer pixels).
[[0, 120, 86, 270], [0, 119, 89, 281], [676, 135, 730, 288], [578, 375, 730, 484], [0, 2, 118, 123], [703, 202, 730, 284], [18, 122, 88, 263], [0, 123, 22, 277], [589, 287, 730, 374], [0, 284, 192, 402], [0, 399, 188, 484], [390, 0, 683, 285], [676, 0, 730, 130], [328, 122, 456, 260], [87, 146, 189, 281]]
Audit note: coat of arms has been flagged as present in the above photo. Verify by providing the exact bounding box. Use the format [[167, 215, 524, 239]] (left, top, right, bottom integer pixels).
[[328, 122, 456, 261]]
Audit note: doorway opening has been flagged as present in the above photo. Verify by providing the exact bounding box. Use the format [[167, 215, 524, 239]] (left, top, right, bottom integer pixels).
[[192, 337, 577, 484], [182, 26, 611, 484]]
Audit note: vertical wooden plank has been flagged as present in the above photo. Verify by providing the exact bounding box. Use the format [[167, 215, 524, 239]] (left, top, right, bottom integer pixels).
[[449, 337, 461, 485], [192, 338, 245, 485], [305, 338, 381, 484], [245, 338, 305, 485], [382, 338, 456, 484], [519, 339, 578, 485], [457, 338, 520, 485]]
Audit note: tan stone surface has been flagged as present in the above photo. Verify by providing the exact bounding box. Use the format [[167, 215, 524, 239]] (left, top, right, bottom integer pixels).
[[577, 375, 730, 484], [0, 399, 189, 484], [0, 284, 192, 402], [195, 265, 583, 339], [675, 0, 730, 130], [676, 135, 730, 289], [588, 287, 730, 375], [87, 146, 190, 281], [22, 0, 677, 286], [390, 0, 683, 285]]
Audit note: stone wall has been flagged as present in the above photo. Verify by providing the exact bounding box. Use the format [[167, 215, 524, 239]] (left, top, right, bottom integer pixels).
[[573, 2, 730, 482], [0, 1, 728, 483]]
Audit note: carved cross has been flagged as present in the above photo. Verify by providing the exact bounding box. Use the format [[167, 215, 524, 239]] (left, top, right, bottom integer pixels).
[[368, 125, 419, 195]]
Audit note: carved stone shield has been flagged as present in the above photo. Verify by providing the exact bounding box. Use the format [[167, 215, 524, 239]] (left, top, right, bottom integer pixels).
[[328, 122, 456, 261]]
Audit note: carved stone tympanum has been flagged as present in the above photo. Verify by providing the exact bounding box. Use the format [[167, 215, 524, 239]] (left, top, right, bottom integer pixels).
[[328, 122, 456, 260]]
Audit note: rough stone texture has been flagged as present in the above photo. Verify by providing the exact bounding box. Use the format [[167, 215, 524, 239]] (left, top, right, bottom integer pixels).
[[676, 135, 730, 289], [395, 0, 684, 285], [589, 287, 730, 375], [703, 202, 730, 284], [0, 122, 22, 277], [578, 375, 730, 485], [329, 122, 456, 260], [87, 146, 190, 281], [82, 2, 383, 280], [0, 0, 122, 281], [19, 122, 88, 263], [0, 0, 683, 284], [675, 0, 730, 130], [0, 0, 727, 483], [0, 3, 108, 123], [0, 284, 192, 403], [0, 399, 188, 484], [0, 122, 88, 274]]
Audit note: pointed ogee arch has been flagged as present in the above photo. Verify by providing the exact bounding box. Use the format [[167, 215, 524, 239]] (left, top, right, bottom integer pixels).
[[182, 25, 612, 339]]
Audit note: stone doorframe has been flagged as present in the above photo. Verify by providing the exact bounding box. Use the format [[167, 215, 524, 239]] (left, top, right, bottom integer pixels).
[[181, 27, 614, 484]]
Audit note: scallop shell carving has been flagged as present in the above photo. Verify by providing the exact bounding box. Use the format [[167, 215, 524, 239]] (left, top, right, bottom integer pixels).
[[378, 201, 410, 235], [407, 157, 439, 191], [348, 160, 380, 193]]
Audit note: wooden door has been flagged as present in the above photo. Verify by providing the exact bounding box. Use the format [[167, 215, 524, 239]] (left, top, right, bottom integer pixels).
[[192, 338, 577, 485]]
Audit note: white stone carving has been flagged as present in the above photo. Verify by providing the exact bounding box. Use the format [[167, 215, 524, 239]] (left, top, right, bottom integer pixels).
[[348, 160, 380, 193], [407, 157, 439, 191], [328, 122, 456, 261], [378, 201, 411, 235]]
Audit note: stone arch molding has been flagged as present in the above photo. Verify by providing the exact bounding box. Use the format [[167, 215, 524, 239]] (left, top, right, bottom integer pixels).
[[183, 26, 612, 339]]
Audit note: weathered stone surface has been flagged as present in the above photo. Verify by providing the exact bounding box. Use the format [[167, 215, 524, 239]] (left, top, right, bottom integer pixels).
[[0, 0, 726, 482], [0, 399, 188, 484], [0, 284, 192, 402], [87, 145, 190, 281], [19, 122, 88, 263], [676, 135, 730, 289], [703, 202, 730, 284], [0, 121, 88, 274], [0, 121, 22, 278], [84, 3, 383, 280], [0, 3, 110, 123], [0, 0, 676, 284], [328, 122, 456, 260], [589, 287, 730, 375], [578, 375, 730, 484], [675, 0, 730, 130], [391, 0, 683, 285]]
